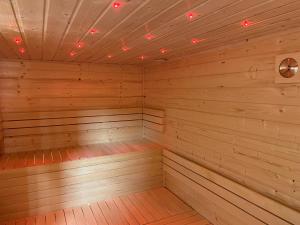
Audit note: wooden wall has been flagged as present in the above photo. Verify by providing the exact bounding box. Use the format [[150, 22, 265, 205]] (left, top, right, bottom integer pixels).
[[144, 28, 300, 218], [0, 60, 143, 153], [0, 114, 3, 153]]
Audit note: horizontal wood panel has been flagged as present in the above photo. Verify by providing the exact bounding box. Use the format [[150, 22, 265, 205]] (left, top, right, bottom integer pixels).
[[0, 140, 163, 221], [143, 120, 164, 133], [3, 114, 143, 129], [163, 150, 299, 225], [3, 108, 143, 121], [0, 139, 163, 175], [4, 120, 143, 136], [143, 108, 165, 134], [143, 114, 164, 125], [4, 126, 143, 152], [0, 61, 143, 153], [144, 29, 300, 221], [0, 115, 3, 153], [143, 108, 165, 118]]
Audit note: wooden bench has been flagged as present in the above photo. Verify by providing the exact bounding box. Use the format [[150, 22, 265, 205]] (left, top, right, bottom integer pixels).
[[0, 107, 166, 222], [0, 139, 163, 221], [163, 150, 300, 225]]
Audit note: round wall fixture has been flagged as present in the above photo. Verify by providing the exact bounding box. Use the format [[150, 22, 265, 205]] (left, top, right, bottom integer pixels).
[[279, 58, 299, 78]]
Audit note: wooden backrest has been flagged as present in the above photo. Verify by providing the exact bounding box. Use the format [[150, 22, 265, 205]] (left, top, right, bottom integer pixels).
[[143, 108, 165, 133], [2, 108, 143, 153], [1, 107, 166, 153], [163, 150, 299, 225]]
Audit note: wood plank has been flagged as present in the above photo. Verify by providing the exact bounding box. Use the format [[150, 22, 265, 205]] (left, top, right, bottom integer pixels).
[[2, 108, 143, 121], [0, 188, 210, 225], [143, 108, 164, 118], [163, 150, 298, 225], [143, 115, 164, 125], [0, 140, 163, 221]]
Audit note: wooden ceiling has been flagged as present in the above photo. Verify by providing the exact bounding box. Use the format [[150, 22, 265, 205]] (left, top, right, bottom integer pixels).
[[0, 0, 300, 64]]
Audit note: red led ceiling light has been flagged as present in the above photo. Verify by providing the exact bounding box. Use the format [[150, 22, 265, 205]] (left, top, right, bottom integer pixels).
[[191, 38, 205, 44], [113, 2, 121, 8], [241, 19, 254, 28], [76, 42, 84, 49], [69, 51, 77, 57], [89, 28, 98, 34], [122, 46, 130, 52], [139, 55, 146, 60], [144, 33, 156, 40], [186, 12, 197, 21], [18, 47, 25, 54], [160, 48, 168, 54], [14, 37, 22, 45]]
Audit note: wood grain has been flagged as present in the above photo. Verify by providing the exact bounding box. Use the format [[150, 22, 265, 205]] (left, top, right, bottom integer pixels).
[[0, 60, 143, 153], [0, 188, 211, 225], [163, 150, 299, 225], [0, 139, 164, 222], [0, 0, 299, 64], [144, 29, 300, 221], [0, 114, 3, 153]]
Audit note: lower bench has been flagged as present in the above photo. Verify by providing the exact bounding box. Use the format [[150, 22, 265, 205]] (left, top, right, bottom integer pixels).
[[163, 149, 300, 225], [0, 139, 163, 222]]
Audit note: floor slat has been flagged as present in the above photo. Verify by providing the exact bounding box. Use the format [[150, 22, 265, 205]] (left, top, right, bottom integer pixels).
[[0, 188, 211, 225]]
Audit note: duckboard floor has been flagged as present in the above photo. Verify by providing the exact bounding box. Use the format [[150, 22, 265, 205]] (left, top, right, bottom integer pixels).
[[0, 188, 212, 225]]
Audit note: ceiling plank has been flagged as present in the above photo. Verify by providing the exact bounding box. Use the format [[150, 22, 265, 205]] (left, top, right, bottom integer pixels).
[[0, 0, 27, 59], [11, 0, 45, 59], [0, 0, 300, 64], [111, 0, 298, 63], [74, 0, 187, 62], [42, 0, 78, 60], [52, 0, 112, 61]]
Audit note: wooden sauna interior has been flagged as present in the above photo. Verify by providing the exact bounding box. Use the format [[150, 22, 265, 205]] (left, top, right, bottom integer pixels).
[[0, 0, 300, 224]]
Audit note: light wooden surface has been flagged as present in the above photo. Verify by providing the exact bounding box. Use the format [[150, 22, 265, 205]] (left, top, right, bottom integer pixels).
[[143, 108, 165, 133], [0, 114, 3, 153], [0, 0, 300, 64], [0, 139, 158, 171], [0, 61, 142, 112], [144, 28, 300, 217], [0, 139, 164, 222], [0, 188, 212, 225], [0, 60, 143, 153], [163, 149, 300, 225], [2, 107, 143, 153]]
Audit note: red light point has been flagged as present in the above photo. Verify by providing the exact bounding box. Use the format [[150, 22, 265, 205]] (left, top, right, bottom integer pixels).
[[76, 42, 84, 49], [14, 37, 22, 45], [191, 38, 199, 44], [90, 28, 98, 34], [187, 12, 195, 21], [122, 46, 130, 52], [145, 33, 156, 40], [113, 2, 121, 8], [191, 38, 205, 44], [70, 51, 77, 57], [160, 48, 167, 54], [19, 47, 25, 54], [139, 55, 146, 60], [241, 20, 254, 28], [107, 54, 113, 59]]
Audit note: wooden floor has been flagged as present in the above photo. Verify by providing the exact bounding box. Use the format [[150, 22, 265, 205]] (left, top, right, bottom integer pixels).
[[0, 188, 211, 225], [0, 139, 161, 171]]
